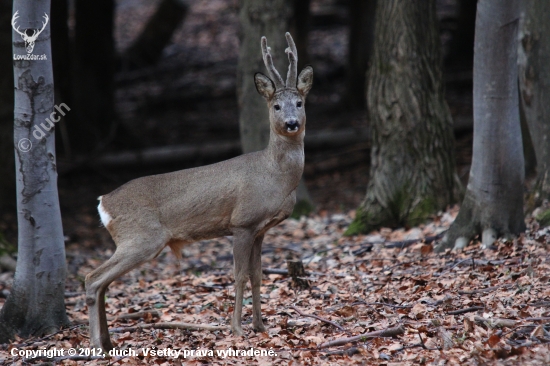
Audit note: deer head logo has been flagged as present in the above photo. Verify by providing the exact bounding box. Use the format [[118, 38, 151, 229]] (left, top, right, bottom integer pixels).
[[11, 11, 49, 54]]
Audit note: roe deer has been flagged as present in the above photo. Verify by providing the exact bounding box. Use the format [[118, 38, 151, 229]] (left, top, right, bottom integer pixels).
[[86, 32, 313, 350]]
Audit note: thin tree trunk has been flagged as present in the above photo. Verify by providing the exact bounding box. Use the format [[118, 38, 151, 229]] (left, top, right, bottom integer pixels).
[[0, 0, 69, 342], [238, 0, 313, 214], [519, 0, 550, 211], [346, 0, 457, 235], [436, 0, 524, 251], [0, 0, 15, 212], [345, 0, 376, 110], [71, 0, 115, 152], [292, 0, 310, 71], [120, 0, 189, 71], [444, 0, 476, 72]]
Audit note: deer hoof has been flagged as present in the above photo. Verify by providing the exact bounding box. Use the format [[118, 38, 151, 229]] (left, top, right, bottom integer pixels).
[[253, 322, 266, 333]]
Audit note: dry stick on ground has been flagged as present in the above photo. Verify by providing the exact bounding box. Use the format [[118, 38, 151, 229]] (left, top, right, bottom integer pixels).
[[319, 324, 405, 348], [290, 305, 346, 332], [458, 284, 513, 295], [109, 322, 228, 333], [446, 306, 485, 315], [351, 301, 412, 309]]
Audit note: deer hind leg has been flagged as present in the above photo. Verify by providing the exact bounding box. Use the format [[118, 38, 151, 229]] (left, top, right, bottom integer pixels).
[[249, 234, 266, 332], [230, 229, 255, 336], [85, 227, 168, 350]]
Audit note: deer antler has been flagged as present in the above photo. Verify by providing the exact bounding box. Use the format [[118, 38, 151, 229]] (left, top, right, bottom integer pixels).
[[261, 36, 285, 89], [285, 32, 298, 88], [11, 11, 26, 37]]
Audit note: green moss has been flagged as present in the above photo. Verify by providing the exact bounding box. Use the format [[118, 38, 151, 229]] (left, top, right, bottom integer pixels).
[[407, 196, 437, 227], [0, 232, 15, 256], [290, 199, 314, 219], [344, 207, 371, 236], [536, 208, 550, 227]]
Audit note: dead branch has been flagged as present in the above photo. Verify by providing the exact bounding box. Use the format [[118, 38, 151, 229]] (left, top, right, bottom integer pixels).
[[324, 347, 359, 356], [263, 268, 289, 275], [318, 324, 405, 348], [458, 284, 513, 295], [109, 322, 228, 333], [351, 301, 412, 309], [112, 310, 162, 321], [446, 306, 485, 315], [290, 305, 345, 331]]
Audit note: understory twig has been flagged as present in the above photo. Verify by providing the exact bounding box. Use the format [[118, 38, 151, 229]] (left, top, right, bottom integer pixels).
[[351, 301, 412, 309], [458, 284, 513, 295], [446, 306, 485, 315], [109, 322, 228, 333], [318, 324, 405, 348], [290, 305, 346, 331]]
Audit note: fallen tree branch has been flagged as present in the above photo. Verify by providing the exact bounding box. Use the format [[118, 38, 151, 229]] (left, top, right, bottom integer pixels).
[[318, 324, 405, 348], [446, 306, 485, 315], [109, 322, 228, 333], [290, 305, 345, 331], [458, 284, 513, 295], [351, 301, 412, 309]]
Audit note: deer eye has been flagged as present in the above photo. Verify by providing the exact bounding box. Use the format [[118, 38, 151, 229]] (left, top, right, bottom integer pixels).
[[296, 101, 302, 108], [274, 104, 281, 111]]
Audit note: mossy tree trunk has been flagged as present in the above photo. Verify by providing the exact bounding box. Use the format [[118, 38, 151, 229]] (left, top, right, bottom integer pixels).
[[0, 0, 69, 343], [519, 0, 550, 212], [436, 0, 525, 252], [238, 0, 313, 215], [345, 0, 457, 235]]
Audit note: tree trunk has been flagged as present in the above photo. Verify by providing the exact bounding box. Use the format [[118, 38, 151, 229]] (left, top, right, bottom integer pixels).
[[345, 0, 457, 235], [120, 0, 189, 71], [345, 0, 376, 110], [238, 0, 313, 215], [291, 0, 310, 71], [444, 0, 476, 72], [71, 0, 115, 152], [436, 0, 525, 252], [0, 0, 15, 213], [0, 0, 69, 342], [519, 0, 550, 211]]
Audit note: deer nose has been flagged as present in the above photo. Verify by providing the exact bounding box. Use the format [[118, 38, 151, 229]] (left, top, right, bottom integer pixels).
[[285, 120, 300, 132]]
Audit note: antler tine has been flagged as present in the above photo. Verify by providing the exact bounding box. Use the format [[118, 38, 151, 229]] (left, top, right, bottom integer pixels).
[[261, 36, 284, 89], [285, 32, 298, 88]]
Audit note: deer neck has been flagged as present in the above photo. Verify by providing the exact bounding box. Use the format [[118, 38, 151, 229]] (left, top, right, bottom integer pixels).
[[265, 128, 304, 182]]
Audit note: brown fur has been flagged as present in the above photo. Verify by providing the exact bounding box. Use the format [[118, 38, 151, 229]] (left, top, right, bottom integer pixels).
[[85, 33, 313, 350]]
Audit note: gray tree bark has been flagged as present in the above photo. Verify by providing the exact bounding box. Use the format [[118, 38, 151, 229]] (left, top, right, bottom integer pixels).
[[519, 0, 550, 211], [237, 0, 313, 215], [0, 0, 69, 342], [346, 0, 457, 235], [436, 0, 525, 251], [0, 0, 15, 212]]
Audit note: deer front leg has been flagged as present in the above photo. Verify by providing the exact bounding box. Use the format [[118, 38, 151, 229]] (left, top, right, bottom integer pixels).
[[250, 235, 266, 332], [231, 229, 254, 336]]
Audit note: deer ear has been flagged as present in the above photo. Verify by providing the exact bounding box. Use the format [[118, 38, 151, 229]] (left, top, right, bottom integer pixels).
[[297, 66, 313, 97], [254, 72, 276, 100]]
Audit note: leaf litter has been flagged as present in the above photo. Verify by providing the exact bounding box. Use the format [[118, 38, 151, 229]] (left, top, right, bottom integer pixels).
[[2, 207, 550, 365]]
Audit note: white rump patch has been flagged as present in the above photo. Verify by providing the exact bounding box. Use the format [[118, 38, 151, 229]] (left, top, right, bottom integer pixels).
[[97, 197, 112, 227]]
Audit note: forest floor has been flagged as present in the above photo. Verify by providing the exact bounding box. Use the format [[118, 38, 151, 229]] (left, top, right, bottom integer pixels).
[[2, 209, 550, 365], [2, 0, 550, 364]]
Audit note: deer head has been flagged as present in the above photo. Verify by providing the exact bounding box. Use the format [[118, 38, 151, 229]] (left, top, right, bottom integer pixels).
[[12, 11, 49, 54], [254, 33, 313, 138]]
